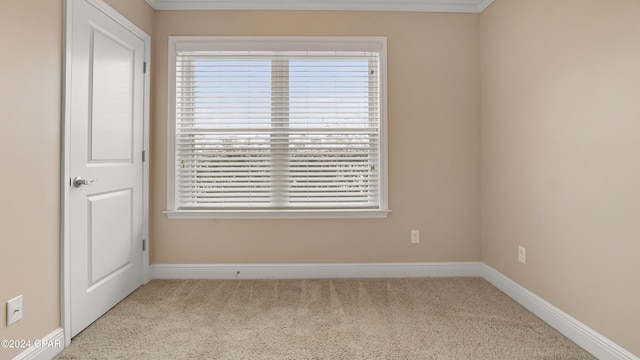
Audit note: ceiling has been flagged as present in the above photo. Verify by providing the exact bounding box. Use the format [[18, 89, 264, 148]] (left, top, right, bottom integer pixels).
[[144, 0, 495, 13]]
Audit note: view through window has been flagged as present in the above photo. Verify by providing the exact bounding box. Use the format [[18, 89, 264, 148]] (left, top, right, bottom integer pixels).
[[169, 37, 388, 218]]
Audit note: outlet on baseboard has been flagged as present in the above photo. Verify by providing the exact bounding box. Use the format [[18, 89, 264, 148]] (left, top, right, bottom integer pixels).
[[518, 246, 526, 264]]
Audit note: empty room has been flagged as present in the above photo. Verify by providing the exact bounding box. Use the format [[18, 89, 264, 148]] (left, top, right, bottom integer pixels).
[[1, 0, 639, 359]]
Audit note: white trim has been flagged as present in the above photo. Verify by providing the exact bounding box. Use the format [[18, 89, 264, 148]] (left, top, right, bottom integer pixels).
[[150, 262, 482, 279], [141, 11, 152, 286], [12, 328, 64, 360], [166, 36, 177, 211], [164, 209, 391, 219], [61, 0, 73, 348], [166, 36, 389, 217], [378, 36, 389, 215], [481, 264, 640, 360], [61, 0, 151, 348], [475, 0, 494, 12], [145, 0, 495, 13], [173, 36, 386, 52]]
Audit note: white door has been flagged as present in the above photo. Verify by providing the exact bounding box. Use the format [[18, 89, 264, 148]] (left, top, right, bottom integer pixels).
[[67, 0, 146, 337]]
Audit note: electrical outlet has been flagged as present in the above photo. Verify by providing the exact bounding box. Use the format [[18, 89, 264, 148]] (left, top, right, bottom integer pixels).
[[518, 246, 526, 264], [411, 230, 420, 244], [7, 295, 23, 326]]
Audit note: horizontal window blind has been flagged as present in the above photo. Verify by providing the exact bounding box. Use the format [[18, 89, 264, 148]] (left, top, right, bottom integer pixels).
[[174, 42, 382, 210]]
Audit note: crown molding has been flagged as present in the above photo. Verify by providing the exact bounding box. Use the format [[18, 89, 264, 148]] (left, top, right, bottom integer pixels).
[[476, 0, 494, 12], [144, 0, 495, 13]]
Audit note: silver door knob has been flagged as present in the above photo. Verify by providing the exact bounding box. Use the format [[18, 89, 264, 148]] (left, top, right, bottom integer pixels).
[[73, 176, 97, 188]]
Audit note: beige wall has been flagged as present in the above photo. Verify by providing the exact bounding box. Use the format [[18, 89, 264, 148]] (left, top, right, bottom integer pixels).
[[480, 0, 640, 356], [150, 11, 481, 264], [0, 0, 152, 358], [5, 0, 638, 358], [104, 0, 155, 35], [0, 1, 62, 358]]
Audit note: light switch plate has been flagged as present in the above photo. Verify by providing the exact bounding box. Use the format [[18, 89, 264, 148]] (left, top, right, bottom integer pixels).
[[7, 295, 23, 326]]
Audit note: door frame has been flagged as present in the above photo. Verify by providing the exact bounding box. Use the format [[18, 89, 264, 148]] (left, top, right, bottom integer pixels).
[[61, 0, 151, 347]]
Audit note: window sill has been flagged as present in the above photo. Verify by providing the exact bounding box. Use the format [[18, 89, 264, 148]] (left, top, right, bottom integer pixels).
[[164, 209, 391, 220]]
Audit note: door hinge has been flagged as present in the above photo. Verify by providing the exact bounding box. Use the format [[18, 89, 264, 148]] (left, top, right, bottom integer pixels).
[[142, 150, 146, 162], [142, 239, 146, 251], [143, 62, 147, 74]]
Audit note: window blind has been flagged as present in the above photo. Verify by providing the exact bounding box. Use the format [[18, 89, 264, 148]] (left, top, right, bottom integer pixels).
[[174, 43, 382, 211]]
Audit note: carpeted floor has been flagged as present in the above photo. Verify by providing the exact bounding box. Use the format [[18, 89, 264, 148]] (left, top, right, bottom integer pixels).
[[55, 278, 595, 359]]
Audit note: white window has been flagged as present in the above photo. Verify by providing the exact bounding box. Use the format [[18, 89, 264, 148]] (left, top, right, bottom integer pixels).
[[166, 37, 388, 219]]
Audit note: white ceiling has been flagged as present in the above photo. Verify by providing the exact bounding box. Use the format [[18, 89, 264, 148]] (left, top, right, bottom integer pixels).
[[144, 0, 495, 13]]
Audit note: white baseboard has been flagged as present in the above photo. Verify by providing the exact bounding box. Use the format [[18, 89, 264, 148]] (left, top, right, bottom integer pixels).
[[481, 264, 639, 360], [12, 327, 64, 360], [150, 261, 482, 280]]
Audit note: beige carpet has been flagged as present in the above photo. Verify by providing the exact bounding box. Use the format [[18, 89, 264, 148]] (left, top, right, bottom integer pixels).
[[56, 278, 594, 359]]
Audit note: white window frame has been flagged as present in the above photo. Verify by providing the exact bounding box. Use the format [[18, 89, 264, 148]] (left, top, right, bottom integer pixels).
[[165, 36, 389, 219]]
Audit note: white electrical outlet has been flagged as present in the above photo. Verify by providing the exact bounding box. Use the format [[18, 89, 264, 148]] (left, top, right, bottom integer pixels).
[[518, 246, 526, 264], [411, 230, 420, 244], [7, 295, 23, 326]]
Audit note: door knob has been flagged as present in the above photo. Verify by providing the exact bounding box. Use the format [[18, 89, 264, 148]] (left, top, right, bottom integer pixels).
[[73, 176, 97, 188]]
